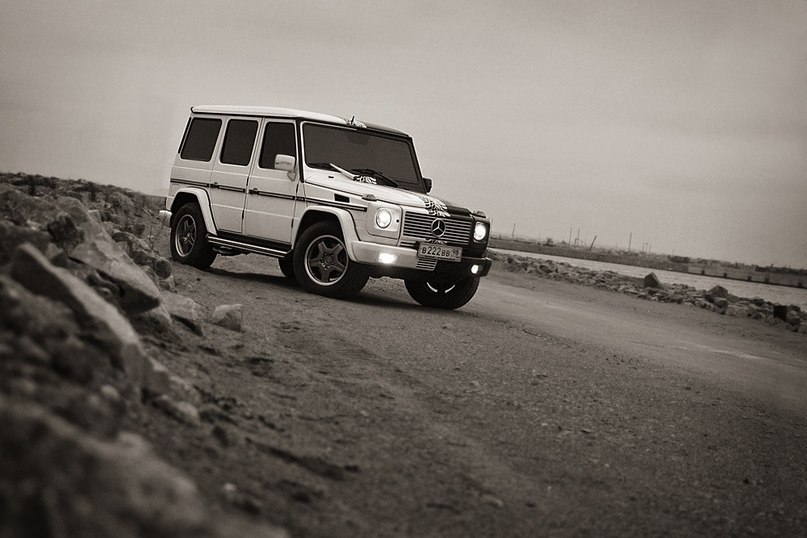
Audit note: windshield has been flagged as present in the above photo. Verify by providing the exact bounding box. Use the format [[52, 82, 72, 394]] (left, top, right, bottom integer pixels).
[[303, 123, 424, 192]]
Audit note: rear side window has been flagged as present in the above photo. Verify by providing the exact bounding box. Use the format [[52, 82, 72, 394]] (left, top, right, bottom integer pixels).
[[180, 118, 221, 161], [259, 122, 297, 169], [220, 119, 258, 166]]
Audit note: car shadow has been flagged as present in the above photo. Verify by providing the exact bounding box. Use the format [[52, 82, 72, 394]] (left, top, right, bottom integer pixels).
[[206, 266, 462, 314], [206, 267, 298, 290]]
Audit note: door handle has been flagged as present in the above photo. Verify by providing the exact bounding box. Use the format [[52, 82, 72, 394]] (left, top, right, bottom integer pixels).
[[211, 181, 220, 189], [249, 187, 259, 194]]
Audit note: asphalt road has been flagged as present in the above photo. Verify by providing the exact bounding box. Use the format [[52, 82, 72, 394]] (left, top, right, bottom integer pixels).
[[476, 274, 807, 418], [156, 257, 807, 537]]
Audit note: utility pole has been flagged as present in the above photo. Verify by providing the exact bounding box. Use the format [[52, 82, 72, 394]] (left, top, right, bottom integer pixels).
[[511, 223, 516, 239], [628, 232, 632, 252], [568, 227, 572, 245]]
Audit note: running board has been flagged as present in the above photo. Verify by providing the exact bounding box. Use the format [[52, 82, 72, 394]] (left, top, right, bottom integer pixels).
[[207, 235, 290, 258]]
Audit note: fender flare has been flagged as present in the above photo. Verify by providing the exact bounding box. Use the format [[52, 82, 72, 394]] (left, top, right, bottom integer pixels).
[[294, 206, 361, 260], [169, 187, 217, 234]]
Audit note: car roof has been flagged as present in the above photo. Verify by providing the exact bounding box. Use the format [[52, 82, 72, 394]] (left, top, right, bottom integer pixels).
[[190, 106, 408, 136]]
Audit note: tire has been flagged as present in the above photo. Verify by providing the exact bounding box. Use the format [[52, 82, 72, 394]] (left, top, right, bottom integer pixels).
[[169, 202, 217, 269], [278, 253, 297, 282], [293, 222, 368, 298], [404, 275, 480, 309]]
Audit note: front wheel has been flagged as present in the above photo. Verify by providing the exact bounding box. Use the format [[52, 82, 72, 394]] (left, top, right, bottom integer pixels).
[[293, 222, 368, 298], [169, 203, 217, 269], [404, 275, 480, 309]]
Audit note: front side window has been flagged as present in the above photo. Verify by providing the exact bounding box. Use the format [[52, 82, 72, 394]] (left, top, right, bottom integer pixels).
[[259, 122, 296, 169], [220, 119, 258, 166], [180, 118, 221, 161], [303, 123, 423, 192]]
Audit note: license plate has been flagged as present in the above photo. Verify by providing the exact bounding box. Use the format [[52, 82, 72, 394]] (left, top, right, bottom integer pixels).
[[417, 243, 462, 262]]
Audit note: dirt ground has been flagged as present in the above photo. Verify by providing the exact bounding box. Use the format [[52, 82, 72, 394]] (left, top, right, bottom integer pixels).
[[131, 244, 807, 537]]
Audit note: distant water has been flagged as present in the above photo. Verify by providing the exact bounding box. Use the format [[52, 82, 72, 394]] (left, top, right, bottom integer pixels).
[[493, 249, 807, 310]]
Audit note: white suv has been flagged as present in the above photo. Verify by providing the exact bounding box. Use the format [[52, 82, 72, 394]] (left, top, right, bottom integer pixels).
[[160, 106, 491, 309]]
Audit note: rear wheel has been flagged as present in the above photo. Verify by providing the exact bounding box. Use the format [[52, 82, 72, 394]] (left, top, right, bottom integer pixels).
[[404, 275, 480, 309], [293, 222, 369, 298], [169, 203, 217, 269]]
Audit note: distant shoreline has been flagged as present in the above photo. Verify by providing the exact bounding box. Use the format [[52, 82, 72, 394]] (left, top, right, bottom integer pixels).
[[489, 237, 806, 290]]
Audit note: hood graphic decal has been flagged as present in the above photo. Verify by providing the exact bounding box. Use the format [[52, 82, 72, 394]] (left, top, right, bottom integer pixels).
[[414, 194, 450, 218]]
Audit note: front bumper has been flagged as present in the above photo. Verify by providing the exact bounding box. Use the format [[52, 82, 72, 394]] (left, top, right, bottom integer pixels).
[[158, 210, 172, 226], [349, 240, 492, 278]]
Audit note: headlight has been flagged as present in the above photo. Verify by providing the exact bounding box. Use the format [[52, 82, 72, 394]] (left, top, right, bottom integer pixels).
[[473, 222, 488, 241], [375, 208, 392, 229]]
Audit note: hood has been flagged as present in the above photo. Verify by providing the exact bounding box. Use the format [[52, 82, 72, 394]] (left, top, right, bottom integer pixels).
[[305, 172, 472, 217]]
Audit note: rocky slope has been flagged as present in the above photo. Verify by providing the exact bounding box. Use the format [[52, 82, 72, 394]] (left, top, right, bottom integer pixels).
[[489, 250, 807, 335], [0, 172, 285, 538]]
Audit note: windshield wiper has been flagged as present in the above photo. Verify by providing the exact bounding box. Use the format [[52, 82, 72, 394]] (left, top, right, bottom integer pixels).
[[307, 161, 336, 171], [308, 162, 400, 188], [350, 168, 399, 187]]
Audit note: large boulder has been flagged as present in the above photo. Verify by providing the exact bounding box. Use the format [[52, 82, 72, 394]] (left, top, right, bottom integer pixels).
[[10, 243, 166, 393], [0, 398, 288, 538], [54, 197, 160, 314]]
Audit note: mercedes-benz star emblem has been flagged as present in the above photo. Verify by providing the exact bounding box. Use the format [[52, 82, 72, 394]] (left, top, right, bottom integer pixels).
[[431, 219, 446, 237]]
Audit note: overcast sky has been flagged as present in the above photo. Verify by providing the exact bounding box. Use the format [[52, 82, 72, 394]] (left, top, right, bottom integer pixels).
[[1, 0, 805, 267]]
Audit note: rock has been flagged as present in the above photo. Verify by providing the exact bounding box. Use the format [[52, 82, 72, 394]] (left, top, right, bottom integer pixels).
[[162, 292, 205, 335], [111, 230, 151, 251], [99, 384, 122, 403], [211, 304, 243, 331], [705, 285, 729, 303], [159, 274, 177, 291], [713, 297, 729, 311], [0, 398, 205, 536], [726, 305, 752, 318], [772, 304, 788, 322], [44, 242, 69, 267], [153, 395, 202, 426], [153, 256, 173, 279], [54, 197, 161, 314], [169, 375, 202, 406], [137, 303, 175, 332], [145, 358, 171, 395], [786, 310, 801, 326], [643, 272, 663, 289], [10, 243, 152, 391], [46, 212, 83, 251], [0, 220, 53, 264]]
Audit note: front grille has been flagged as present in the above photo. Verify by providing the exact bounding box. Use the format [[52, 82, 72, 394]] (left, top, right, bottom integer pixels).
[[400, 212, 472, 248]]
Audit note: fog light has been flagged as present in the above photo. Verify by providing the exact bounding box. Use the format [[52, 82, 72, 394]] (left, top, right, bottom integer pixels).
[[471, 264, 481, 275], [378, 252, 397, 264]]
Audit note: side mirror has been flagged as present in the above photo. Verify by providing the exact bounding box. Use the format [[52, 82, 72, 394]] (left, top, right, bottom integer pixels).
[[423, 177, 433, 193], [275, 154, 296, 179]]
